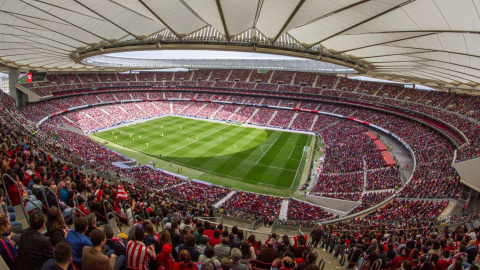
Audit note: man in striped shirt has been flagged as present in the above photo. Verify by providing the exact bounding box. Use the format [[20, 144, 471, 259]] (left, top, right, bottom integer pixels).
[[127, 226, 156, 270]]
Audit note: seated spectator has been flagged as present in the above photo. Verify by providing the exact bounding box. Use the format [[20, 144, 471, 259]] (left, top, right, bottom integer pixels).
[[82, 229, 120, 270], [230, 248, 248, 270], [296, 253, 316, 270], [208, 229, 221, 247], [46, 206, 70, 247], [41, 241, 75, 270], [258, 242, 279, 264], [104, 225, 126, 257], [0, 214, 16, 269], [173, 250, 198, 270], [178, 234, 200, 262], [16, 211, 54, 270], [85, 213, 99, 238], [220, 257, 231, 270], [155, 244, 174, 270], [279, 256, 295, 270], [388, 247, 414, 269], [198, 246, 220, 270], [127, 226, 156, 270], [65, 216, 91, 268], [213, 237, 231, 260]]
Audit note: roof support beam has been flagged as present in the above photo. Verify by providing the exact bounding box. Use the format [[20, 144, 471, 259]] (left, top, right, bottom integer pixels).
[[271, 0, 306, 44], [73, 0, 140, 40], [307, 0, 416, 49], [253, 0, 264, 27], [296, 0, 370, 28], [215, 0, 230, 39], [21, 0, 112, 42], [138, 0, 182, 39], [1, 11, 89, 46]]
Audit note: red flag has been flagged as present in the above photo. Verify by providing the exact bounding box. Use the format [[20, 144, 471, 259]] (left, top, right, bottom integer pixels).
[[117, 184, 128, 201]]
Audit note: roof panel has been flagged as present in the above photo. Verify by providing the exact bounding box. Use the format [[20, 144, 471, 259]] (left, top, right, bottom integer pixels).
[[183, 0, 225, 35], [142, 0, 206, 36]]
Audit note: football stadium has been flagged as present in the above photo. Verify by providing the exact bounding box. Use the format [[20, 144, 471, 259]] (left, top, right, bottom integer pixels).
[[0, 0, 479, 269]]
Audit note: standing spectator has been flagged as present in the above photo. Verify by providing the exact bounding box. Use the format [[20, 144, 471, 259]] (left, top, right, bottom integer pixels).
[[65, 216, 91, 268], [16, 211, 54, 270], [127, 227, 155, 270], [82, 229, 117, 270], [310, 226, 323, 248], [41, 241, 75, 270]]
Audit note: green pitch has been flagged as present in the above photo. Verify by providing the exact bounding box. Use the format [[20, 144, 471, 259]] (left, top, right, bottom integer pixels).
[[92, 116, 312, 190]]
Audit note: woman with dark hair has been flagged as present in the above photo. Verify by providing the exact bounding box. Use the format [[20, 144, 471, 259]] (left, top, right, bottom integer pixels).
[[46, 206, 69, 247], [159, 230, 174, 255], [239, 241, 256, 265], [247, 234, 260, 253], [278, 235, 291, 255], [173, 250, 198, 270], [198, 246, 220, 270], [234, 230, 244, 243]]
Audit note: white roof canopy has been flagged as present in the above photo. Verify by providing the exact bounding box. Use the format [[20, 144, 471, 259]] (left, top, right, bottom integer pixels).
[[0, 0, 479, 89]]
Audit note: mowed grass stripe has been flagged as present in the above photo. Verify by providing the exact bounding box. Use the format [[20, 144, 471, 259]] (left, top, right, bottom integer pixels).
[[94, 116, 312, 189], [205, 127, 268, 176]]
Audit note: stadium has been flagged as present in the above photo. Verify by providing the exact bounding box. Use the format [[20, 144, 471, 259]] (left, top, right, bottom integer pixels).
[[0, 0, 479, 269]]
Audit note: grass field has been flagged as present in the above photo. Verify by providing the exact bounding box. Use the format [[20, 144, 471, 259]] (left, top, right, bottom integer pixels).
[[92, 116, 313, 192]]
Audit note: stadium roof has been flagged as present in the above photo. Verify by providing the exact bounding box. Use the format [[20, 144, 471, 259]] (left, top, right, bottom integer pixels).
[[0, 0, 479, 90]]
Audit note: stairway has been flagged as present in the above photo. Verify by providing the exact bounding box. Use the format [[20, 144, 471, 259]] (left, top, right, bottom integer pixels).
[[279, 198, 290, 220], [214, 191, 238, 208]]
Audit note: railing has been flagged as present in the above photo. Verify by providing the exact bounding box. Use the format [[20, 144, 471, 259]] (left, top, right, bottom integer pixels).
[[21, 196, 42, 227]]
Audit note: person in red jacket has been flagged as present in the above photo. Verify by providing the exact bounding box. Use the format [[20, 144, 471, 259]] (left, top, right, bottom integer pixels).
[[388, 247, 415, 269]]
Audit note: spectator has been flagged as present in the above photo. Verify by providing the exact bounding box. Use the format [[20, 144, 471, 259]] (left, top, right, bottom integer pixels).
[[226, 249, 246, 270], [198, 246, 220, 270], [388, 247, 414, 269], [65, 216, 91, 268], [297, 253, 316, 270], [46, 206, 69, 247], [104, 225, 126, 257], [16, 211, 54, 270], [173, 250, 198, 270], [258, 242, 279, 263], [213, 237, 231, 260], [155, 244, 174, 270], [127, 226, 156, 270], [178, 234, 200, 262], [85, 213, 99, 238], [41, 241, 75, 270], [0, 214, 16, 269], [82, 229, 117, 270]]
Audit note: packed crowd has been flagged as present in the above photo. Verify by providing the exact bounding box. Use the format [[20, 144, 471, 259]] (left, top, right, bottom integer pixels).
[[219, 191, 282, 220]]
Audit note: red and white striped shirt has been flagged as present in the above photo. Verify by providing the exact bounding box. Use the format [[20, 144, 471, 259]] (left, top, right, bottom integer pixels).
[[127, 240, 153, 270]]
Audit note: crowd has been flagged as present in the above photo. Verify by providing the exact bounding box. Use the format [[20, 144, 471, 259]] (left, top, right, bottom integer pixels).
[[312, 172, 364, 194], [366, 168, 402, 190], [164, 182, 231, 206], [219, 191, 282, 220]]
